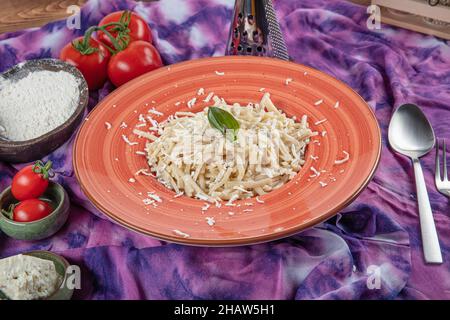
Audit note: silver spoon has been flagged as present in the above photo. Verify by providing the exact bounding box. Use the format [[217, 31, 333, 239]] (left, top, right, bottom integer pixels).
[[388, 103, 442, 264]]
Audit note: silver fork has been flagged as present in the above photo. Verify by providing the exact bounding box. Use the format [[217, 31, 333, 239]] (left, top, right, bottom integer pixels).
[[435, 139, 450, 197]]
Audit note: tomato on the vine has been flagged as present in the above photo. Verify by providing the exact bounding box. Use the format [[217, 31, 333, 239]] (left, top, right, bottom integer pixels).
[[97, 11, 153, 49], [107, 40, 163, 87], [60, 36, 111, 90], [59, 11, 162, 89]]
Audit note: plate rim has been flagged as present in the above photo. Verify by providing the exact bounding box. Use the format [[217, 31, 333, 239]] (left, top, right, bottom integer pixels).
[[73, 56, 382, 246]]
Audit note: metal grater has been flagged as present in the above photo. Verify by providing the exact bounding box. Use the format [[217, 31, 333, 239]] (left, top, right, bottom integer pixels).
[[225, 0, 289, 60], [264, 0, 290, 60]]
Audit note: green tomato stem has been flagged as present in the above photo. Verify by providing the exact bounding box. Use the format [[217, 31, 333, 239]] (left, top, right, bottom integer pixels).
[[72, 26, 99, 55], [32, 160, 53, 180], [1, 204, 15, 220], [96, 25, 128, 53]]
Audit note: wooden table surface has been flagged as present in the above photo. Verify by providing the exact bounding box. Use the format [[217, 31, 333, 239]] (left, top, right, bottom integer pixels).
[[0, 0, 156, 34], [0, 0, 88, 34]]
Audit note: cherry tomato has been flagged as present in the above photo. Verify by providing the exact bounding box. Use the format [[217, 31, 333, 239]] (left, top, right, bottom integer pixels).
[[12, 199, 53, 223], [60, 36, 111, 90], [97, 11, 153, 49], [107, 40, 163, 87], [11, 161, 52, 201]]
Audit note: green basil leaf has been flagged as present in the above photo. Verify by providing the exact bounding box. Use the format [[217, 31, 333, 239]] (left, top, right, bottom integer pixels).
[[207, 107, 240, 141]]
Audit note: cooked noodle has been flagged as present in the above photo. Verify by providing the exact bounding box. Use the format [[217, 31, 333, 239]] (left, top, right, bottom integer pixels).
[[142, 93, 313, 201]]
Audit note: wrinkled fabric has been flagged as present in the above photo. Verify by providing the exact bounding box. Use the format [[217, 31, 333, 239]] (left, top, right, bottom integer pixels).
[[0, 0, 449, 300]]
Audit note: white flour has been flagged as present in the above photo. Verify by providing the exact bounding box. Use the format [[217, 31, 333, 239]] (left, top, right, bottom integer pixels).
[[0, 70, 80, 141]]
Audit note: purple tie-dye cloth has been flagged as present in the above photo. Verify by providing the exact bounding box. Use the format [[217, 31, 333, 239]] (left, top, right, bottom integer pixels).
[[0, 0, 449, 300]]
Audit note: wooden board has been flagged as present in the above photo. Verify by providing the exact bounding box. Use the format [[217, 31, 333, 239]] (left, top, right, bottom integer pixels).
[[0, 0, 156, 34], [0, 0, 87, 34], [380, 7, 450, 40], [372, 0, 450, 40], [373, 0, 450, 23]]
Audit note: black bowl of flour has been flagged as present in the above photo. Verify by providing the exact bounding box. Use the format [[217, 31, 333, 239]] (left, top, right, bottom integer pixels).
[[0, 59, 88, 163]]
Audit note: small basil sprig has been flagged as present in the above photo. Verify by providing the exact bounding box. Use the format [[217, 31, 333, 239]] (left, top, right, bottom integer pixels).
[[207, 107, 240, 142]]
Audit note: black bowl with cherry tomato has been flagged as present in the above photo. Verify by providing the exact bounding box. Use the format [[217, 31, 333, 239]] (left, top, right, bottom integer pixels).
[[0, 161, 70, 240]]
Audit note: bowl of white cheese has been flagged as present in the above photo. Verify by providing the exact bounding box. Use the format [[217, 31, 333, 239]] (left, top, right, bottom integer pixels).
[[0, 251, 73, 300], [0, 59, 88, 163]]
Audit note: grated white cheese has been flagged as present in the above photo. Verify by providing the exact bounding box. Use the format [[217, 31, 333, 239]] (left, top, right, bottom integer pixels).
[[233, 186, 251, 194], [334, 101, 340, 109], [187, 97, 197, 109], [203, 92, 214, 103], [147, 192, 162, 203], [143, 199, 155, 206], [133, 129, 157, 141], [310, 166, 321, 177], [215, 71, 225, 76], [135, 168, 152, 176], [148, 108, 163, 116], [138, 114, 146, 122], [285, 78, 293, 85], [147, 117, 159, 128], [0, 70, 80, 141], [225, 194, 238, 206], [256, 196, 264, 204], [197, 88, 205, 96], [314, 99, 324, 106], [122, 134, 138, 146], [195, 193, 210, 202], [314, 119, 327, 125], [335, 151, 350, 165], [105, 122, 112, 130], [205, 217, 215, 226], [0, 254, 62, 300], [173, 229, 190, 238]]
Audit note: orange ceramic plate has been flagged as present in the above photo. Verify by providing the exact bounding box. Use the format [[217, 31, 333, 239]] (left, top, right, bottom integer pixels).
[[74, 56, 381, 246]]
